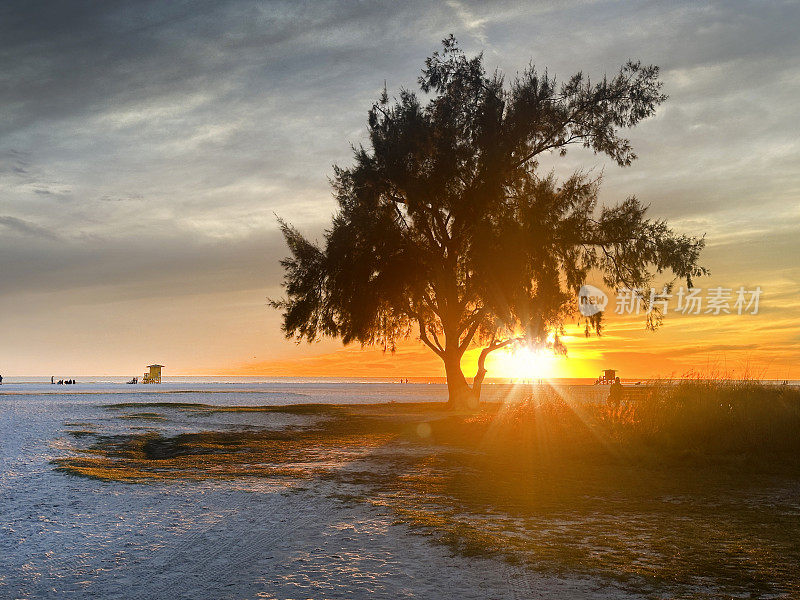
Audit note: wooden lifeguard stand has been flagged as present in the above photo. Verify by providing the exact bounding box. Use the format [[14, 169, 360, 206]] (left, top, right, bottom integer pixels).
[[142, 364, 163, 384], [598, 369, 616, 385]]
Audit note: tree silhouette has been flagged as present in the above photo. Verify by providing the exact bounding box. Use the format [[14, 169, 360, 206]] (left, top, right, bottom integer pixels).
[[272, 36, 706, 409]]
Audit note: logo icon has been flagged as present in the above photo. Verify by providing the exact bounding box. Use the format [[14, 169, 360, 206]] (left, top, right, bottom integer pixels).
[[578, 284, 608, 317]]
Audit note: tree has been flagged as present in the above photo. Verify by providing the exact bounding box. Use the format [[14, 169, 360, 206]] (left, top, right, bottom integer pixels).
[[271, 36, 707, 410]]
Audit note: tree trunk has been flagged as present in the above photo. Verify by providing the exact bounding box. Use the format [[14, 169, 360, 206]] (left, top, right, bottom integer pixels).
[[471, 354, 489, 402], [471, 340, 515, 405], [443, 350, 477, 411]]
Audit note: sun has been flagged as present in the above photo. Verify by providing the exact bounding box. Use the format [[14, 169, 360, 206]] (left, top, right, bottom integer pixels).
[[495, 346, 556, 381]]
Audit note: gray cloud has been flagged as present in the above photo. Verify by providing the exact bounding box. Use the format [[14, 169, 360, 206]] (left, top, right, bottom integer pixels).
[[0, 215, 60, 240], [0, 227, 288, 300], [0, 0, 797, 373]]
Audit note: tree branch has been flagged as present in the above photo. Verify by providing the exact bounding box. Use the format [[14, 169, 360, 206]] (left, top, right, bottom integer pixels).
[[458, 309, 485, 355], [417, 317, 444, 357]]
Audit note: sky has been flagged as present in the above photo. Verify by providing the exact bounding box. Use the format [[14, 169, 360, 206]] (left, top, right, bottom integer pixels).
[[1, 0, 798, 379]]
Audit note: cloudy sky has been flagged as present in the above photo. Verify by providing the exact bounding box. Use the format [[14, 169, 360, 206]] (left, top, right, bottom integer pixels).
[[1, 0, 798, 379]]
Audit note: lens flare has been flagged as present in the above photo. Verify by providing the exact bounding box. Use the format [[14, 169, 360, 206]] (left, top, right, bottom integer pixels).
[[497, 346, 555, 381]]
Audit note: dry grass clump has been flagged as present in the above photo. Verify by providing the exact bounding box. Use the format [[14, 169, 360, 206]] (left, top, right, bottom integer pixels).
[[629, 380, 800, 456]]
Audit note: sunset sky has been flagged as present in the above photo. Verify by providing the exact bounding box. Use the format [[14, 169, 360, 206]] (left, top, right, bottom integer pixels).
[[1, 1, 798, 379]]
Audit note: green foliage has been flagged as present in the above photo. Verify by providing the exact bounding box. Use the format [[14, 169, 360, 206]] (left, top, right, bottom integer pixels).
[[272, 37, 707, 395]]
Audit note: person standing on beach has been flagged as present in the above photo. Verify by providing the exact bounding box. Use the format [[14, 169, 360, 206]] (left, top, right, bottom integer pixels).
[[608, 377, 624, 409]]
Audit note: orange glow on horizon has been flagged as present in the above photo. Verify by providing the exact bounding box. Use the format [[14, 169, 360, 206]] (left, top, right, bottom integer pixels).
[[200, 310, 797, 382]]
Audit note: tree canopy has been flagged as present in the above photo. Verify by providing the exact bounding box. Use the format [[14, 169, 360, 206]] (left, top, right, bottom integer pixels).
[[272, 36, 707, 409]]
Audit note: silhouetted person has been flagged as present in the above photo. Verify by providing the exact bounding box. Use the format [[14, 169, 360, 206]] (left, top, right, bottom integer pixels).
[[0, 374, 3, 384], [608, 377, 624, 409]]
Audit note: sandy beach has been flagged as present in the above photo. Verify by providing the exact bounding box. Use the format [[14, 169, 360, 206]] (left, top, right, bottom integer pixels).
[[0, 381, 644, 599], [3, 379, 799, 599]]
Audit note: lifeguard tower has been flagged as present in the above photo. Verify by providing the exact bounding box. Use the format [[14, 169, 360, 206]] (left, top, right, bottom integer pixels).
[[142, 364, 163, 384], [598, 369, 616, 385]]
